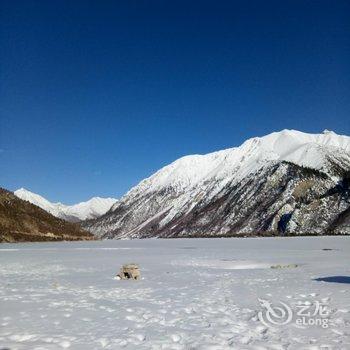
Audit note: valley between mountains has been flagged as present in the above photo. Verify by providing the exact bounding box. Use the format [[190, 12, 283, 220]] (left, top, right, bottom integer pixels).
[[2, 129, 350, 242]]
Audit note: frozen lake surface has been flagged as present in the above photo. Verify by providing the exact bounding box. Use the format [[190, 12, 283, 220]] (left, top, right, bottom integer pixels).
[[1, 237, 350, 349]]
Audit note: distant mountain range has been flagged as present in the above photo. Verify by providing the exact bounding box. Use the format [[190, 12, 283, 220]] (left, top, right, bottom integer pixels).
[[0, 188, 93, 243], [14, 188, 117, 222], [3, 129, 350, 241], [82, 129, 350, 238]]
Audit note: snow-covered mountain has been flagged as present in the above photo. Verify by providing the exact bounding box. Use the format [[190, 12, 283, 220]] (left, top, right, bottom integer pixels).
[[0, 188, 93, 243], [14, 188, 117, 222], [83, 129, 350, 238]]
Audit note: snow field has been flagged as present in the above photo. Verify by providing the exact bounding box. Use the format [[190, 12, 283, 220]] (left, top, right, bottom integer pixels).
[[0, 237, 350, 349]]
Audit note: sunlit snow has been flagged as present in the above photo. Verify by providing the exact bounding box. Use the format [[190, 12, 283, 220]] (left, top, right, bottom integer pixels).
[[1, 237, 349, 349], [14, 188, 117, 221]]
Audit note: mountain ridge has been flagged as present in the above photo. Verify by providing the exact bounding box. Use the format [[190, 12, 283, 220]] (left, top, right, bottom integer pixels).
[[0, 188, 93, 243], [82, 129, 350, 238], [14, 188, 117, 222]]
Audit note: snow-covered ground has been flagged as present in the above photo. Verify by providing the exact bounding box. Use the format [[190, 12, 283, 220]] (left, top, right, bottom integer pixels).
[[0, 237, 349, 349]]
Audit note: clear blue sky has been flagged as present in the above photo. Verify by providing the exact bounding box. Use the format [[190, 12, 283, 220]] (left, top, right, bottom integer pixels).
[[1, 0, 349, 204]]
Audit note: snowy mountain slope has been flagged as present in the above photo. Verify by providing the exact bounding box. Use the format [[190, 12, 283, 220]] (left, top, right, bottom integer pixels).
[[14, 188, 117, 222], [83, 130, 350, 238], [119, 129, 350, 195], [0, 188, 93, 243], [14, 188, 67, 219], [65, 197, 118, 221]]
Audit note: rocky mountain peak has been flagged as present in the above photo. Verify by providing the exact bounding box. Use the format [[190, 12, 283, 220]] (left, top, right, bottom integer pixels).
[[83, 130, 350, 239]]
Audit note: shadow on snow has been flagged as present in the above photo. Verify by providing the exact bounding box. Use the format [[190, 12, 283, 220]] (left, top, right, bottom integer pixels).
[[314, 276, 350, 284]]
